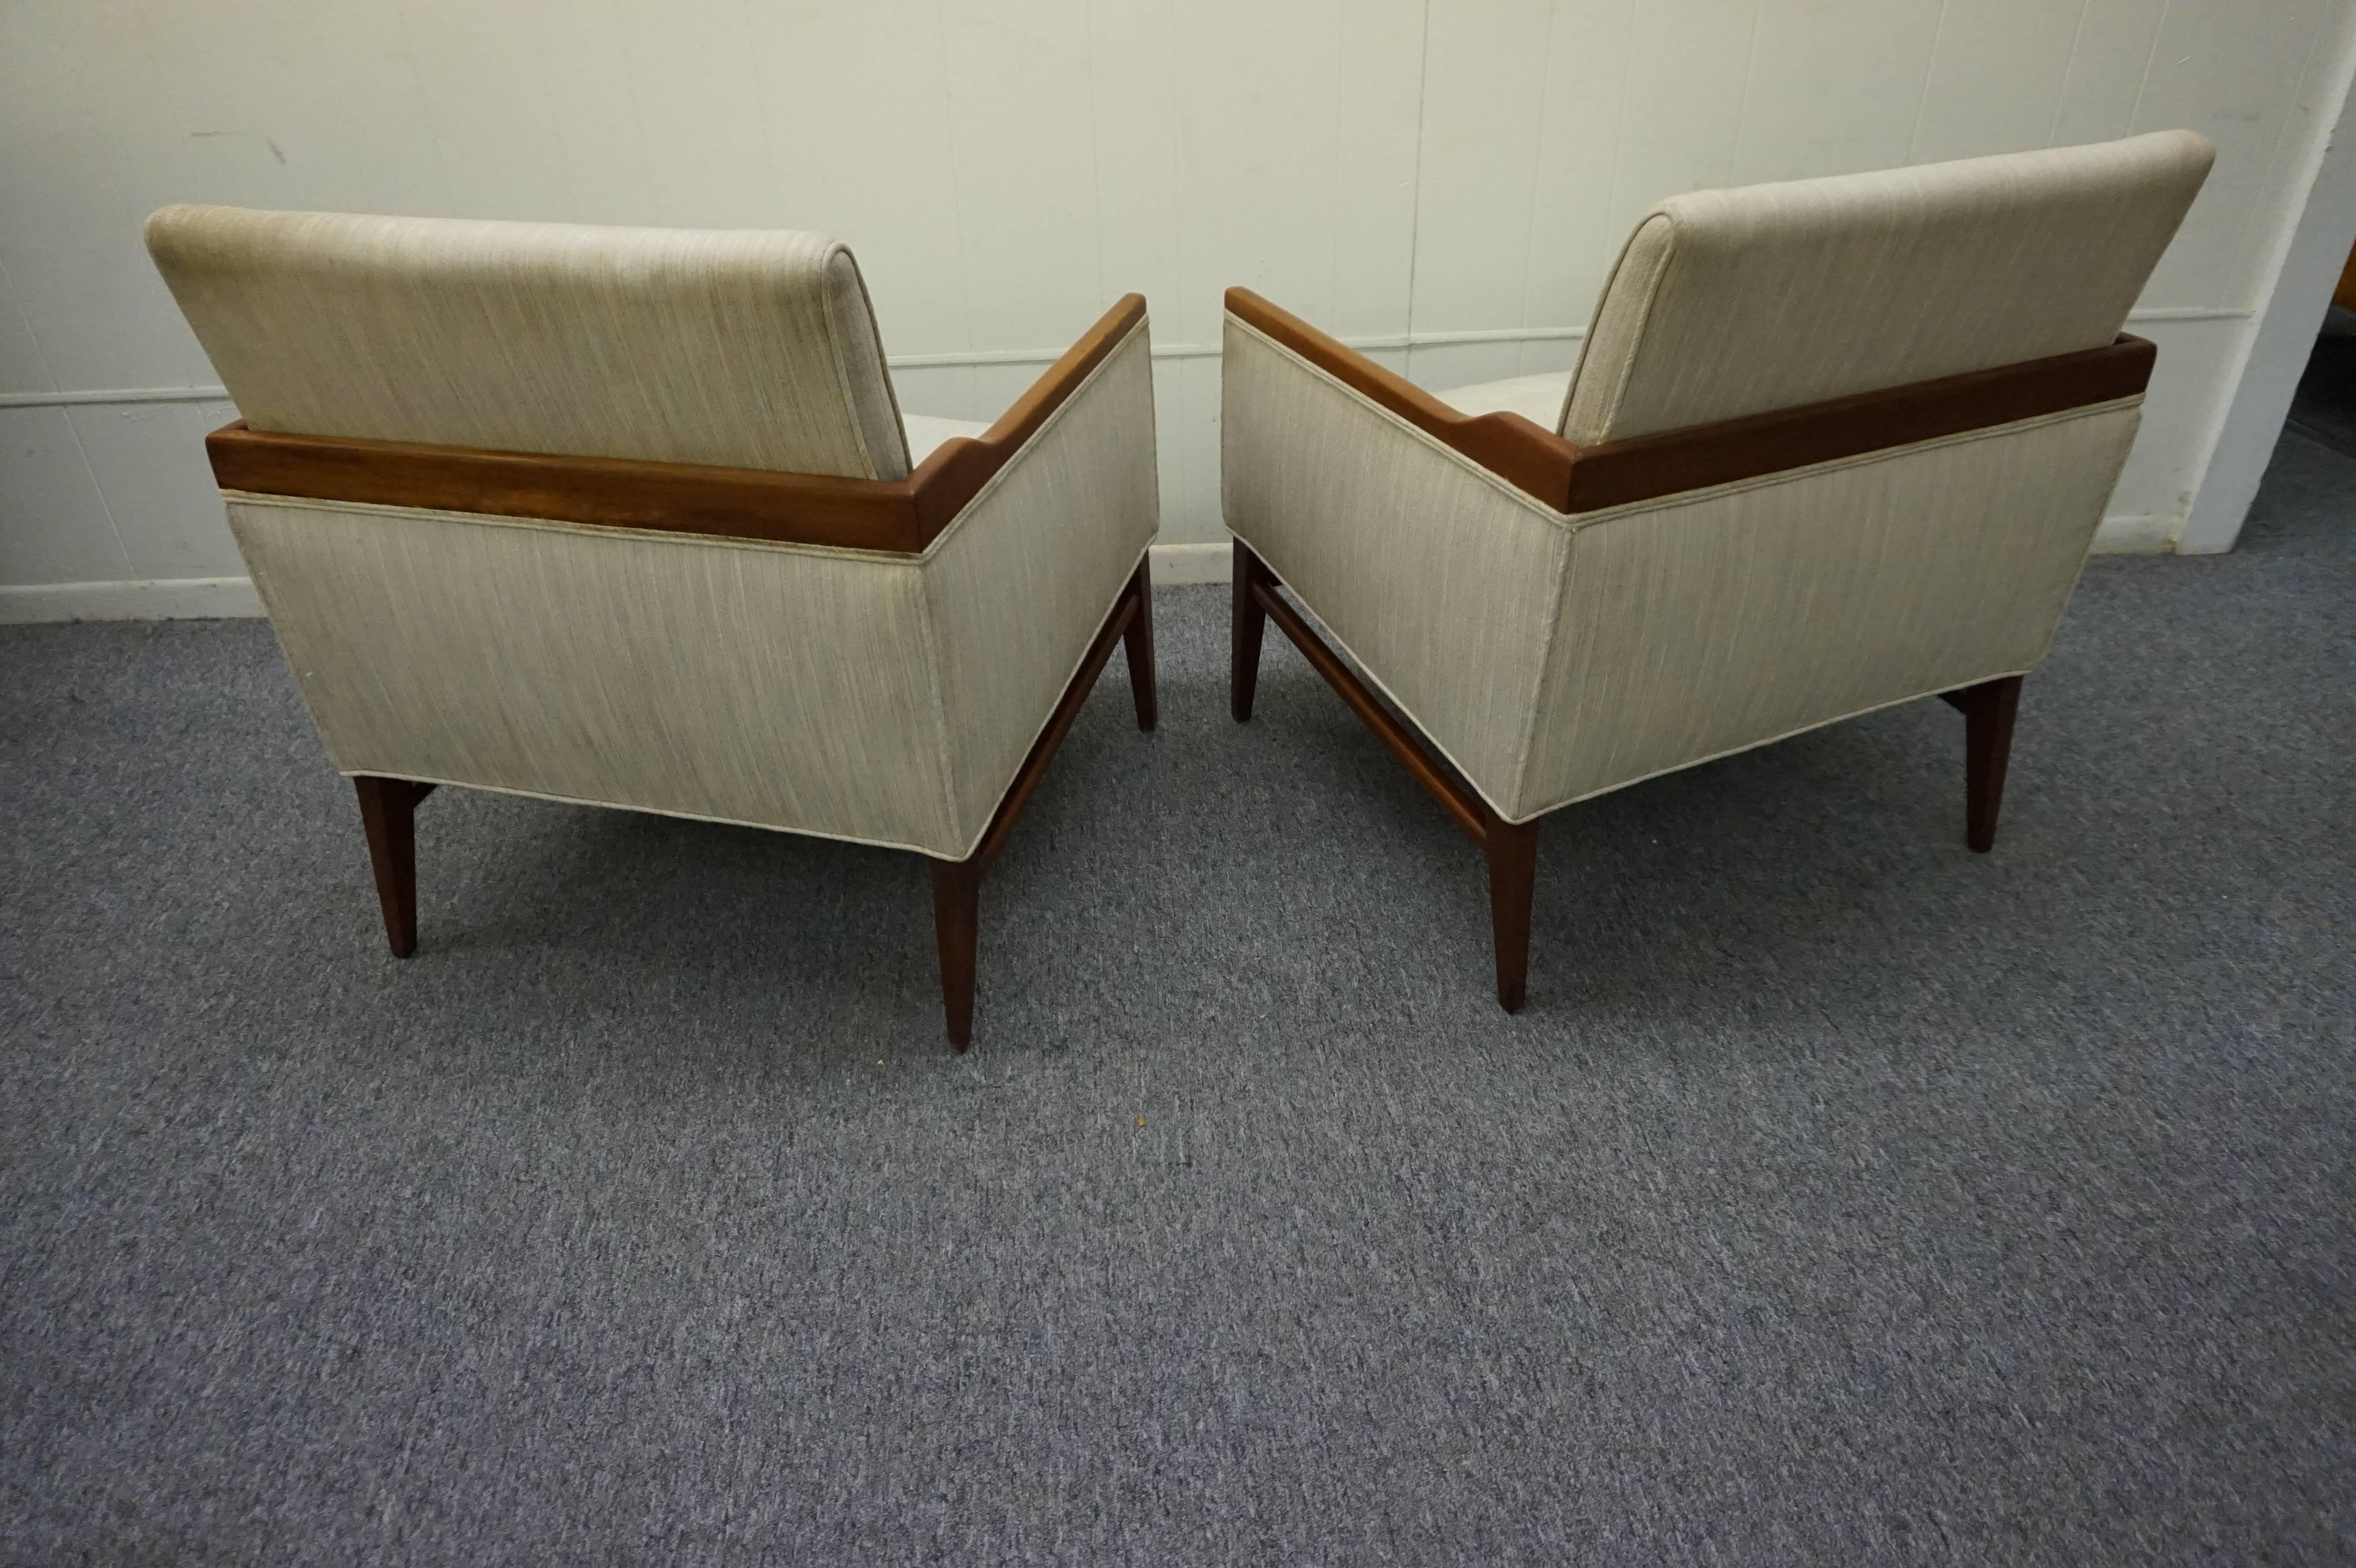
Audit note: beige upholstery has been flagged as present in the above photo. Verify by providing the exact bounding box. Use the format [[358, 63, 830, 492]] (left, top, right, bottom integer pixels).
[[151, 207, 1159, 861], [903, 413, 989, 466], [1564, 130, 2213, 443], [1223, 133, 2211, 825], [1435, 371, 1570, 425], [147, 205, 916, 480]]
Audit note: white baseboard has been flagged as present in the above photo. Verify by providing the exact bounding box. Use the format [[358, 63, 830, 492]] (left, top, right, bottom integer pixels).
[[2088, 514, 2179, 553], [1149, 541, 1232, 584], [0, 575, 265, 624]]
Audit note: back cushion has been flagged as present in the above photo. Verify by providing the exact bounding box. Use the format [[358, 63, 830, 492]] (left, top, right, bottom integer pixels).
[[1562, 130, 2214, 445], [146, 206, 912, 480]]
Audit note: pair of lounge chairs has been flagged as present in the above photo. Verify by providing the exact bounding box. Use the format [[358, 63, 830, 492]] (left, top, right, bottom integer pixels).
[[144, 130, 2214, 1048]]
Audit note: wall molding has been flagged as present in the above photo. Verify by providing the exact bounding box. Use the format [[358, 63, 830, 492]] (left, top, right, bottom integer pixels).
[[0, 306, 2256, 411]]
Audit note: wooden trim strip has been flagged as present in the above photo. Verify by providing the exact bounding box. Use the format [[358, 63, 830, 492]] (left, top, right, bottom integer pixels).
[[1563, 335, 2156, 512], [1224, 286, 2156, 514], [209, 424, 935, 551], [207, 294, 1150, 555], [1250, 573, 1498, 847], [1224, 287, 1577, 508]]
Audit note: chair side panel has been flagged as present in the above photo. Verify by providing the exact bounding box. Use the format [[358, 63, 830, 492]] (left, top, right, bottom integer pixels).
[[1524, 401, 2141, 812], [924, 327, 1159, 855], [1221, 319, 1573, 818], [227, 496, 961, 855]]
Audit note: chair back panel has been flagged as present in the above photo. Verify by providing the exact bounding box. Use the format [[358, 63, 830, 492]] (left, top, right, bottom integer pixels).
[[228, 494, 961, 853], [1563, 131, 2212, 444], [147, 205, 912, 480]]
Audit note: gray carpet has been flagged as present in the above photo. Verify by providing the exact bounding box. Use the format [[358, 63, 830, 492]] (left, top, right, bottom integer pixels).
[[4, 433, 2351, 1567]]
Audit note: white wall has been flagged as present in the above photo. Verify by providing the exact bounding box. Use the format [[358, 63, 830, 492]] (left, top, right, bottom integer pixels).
[[3, 0, 2351, 616]]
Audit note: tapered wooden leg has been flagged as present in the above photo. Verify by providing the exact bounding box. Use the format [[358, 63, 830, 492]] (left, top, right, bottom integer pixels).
[[1484, 819, 1539, 1013], [1122, 558, 1158, 732], [353, 776, 434, 958], [1956, 675, 2024, 853], [1232, 540, 1267, 721], [930, 856, 982, 1051]]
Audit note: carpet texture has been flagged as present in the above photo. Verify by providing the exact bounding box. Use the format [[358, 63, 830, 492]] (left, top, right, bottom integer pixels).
[[3, 434, 2351, 1565]]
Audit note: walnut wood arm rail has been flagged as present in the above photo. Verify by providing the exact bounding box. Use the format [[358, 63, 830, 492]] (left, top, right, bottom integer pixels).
[[1224, 288, 2156, 512], [205, 293, 1150, 553]]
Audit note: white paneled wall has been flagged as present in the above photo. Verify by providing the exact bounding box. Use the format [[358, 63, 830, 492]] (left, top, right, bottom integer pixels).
[[3, 0, 2352, 616]]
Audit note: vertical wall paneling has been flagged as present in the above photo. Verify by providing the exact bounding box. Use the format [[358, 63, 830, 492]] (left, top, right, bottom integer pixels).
[[1087, 0, 1183, 352], [2133, 0, 2337, 310], [744, 0, 969, 355], [1605, 0, 1763, 250], [0, 1, 214, 391], [0, 0, 2342, 604], [65, 399, 245, 581], [1730, 0, 1946, 185], [1327, 0, 1428, 341], [1522, 0, 1638, 343], [1409, 0, 1557, 334], [0, 258, 60, 397], [941, 0, 1107, 351], [2049, 0, 2170, 148], [1909, 0, 2085, 164], [0, 406, 133, 587]]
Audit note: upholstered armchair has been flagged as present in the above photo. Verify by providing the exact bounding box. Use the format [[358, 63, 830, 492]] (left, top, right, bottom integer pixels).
[[146, 206, 1159, 1048], [1222, 130, 2213, 1011]]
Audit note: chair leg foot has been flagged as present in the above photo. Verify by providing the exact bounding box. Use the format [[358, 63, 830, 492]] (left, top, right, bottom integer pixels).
[[1123, 557, 1158, 732], [1231, 540, 1267, 722], [1485, 819, 1539, 1012], [352, 776, 433, 958], [1957, 675, 2023, 853], [930, 856, 981, 1051]]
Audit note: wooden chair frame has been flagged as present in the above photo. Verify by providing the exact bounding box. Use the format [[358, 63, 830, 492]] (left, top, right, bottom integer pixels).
[[219, 296, 1157, 1050], [1226, 287, 2150, 1012]]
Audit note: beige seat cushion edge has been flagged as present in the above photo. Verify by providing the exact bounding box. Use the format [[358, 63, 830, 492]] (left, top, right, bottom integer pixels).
[[902, 413, 991, 466], [1429, 370, 1577, 427]]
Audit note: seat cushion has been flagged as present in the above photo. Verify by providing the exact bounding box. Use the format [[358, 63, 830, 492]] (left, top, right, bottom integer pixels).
[[1434, 372, 1570, 430], [903, 412, 989, 466]]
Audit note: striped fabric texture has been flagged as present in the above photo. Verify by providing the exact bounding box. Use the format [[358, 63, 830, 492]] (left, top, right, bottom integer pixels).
[[146, 206, 915, 480], [1561, 130, 2214, 443], [1222, 325, 2139, 825], [1224, 131, 2209, 825], [228, 319, 1158, 861]]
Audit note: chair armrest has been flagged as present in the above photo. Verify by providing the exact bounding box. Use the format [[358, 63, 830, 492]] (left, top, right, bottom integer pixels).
[[205, 294, 1151, 555], [1563, 335, 2156, 512], [1226, 286, 2158, 516], [1224, 288, 1577, 507], [907, 294, 1148, 540]]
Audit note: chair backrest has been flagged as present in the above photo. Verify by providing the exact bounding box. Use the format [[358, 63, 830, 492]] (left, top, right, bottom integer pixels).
[[1561, 130, 2214, 445], [146, 205, 913, 481]]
